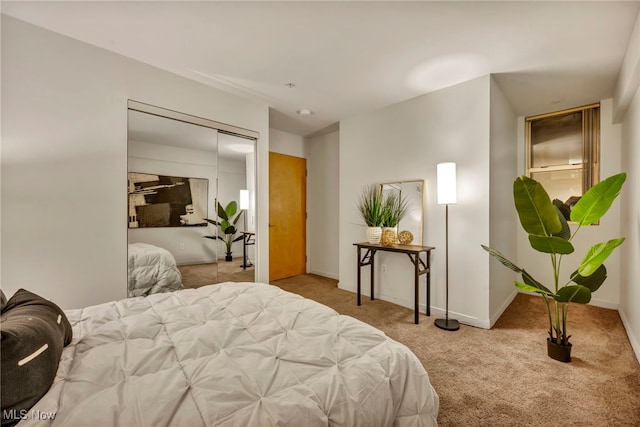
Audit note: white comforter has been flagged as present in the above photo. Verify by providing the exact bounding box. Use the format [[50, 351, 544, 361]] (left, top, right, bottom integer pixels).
[[127, 243, 183, 297], [20, 283, 439, 426]]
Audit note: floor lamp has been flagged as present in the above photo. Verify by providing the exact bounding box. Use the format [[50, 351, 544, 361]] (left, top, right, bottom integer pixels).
[[239, 189, 252, 268], [435, 162, 460, 331]]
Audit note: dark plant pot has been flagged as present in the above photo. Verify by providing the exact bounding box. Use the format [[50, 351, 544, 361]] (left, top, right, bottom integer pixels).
[[225, 255, 233, 262], [547, 338, 572, 363]]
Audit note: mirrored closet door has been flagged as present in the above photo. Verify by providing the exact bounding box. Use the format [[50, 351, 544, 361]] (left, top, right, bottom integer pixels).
[[127, 101, 257, 296]]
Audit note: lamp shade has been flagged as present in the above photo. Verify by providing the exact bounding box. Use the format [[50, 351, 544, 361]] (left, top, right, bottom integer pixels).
[[239, 189, 250, 210], [437, 162, 457, 205]]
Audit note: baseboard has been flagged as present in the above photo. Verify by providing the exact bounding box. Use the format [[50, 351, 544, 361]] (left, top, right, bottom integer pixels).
[[426, 305, 491, 329], [489, 289, 519, 328], [176, 258, 217, 266], [589, 297, 619, 310], [372, 290, 491, 329], [618, 309, 640, 363], [308, 269, 339, 280]]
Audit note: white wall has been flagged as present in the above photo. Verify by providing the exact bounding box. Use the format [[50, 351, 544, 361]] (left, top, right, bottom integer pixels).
[[620, 88, 640, 360], [617, 10, 640, 360], [269, 128, 306, 159], [614, 10, 640, 123], [306, 130, 340, 279], [244, 151, 256, 263], [339, 76, 493, 328], [1, 16, 270, 309], [488, 77, 519, 326], [128, 140, 218, 265], [515, 99, 624, 310]]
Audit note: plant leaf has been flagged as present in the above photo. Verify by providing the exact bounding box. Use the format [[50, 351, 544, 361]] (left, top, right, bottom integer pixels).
[[528, 234, 575, 254], [515, 281, 553, 296], [481, 245, 554, 294], [225, 201, 238, 217], [555, 285, 592, 304], [552, 199, 571, 222], [217, 202, 228, 221], [570, 173, 626, 225], [481, 245, 522, 273], [578, 238, 625, 277], [233, 210, 244, 225], [521, 271, 553, 294], [513, 176, 561, 236], [356, 185, 385, 227], [571, 265, 607, 292], [552, 205, 571, 240], [225, 226, 237, 235], [204, 218, 219, 226]]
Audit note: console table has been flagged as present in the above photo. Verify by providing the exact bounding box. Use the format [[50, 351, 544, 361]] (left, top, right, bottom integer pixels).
[[354, 242, 435, 324]]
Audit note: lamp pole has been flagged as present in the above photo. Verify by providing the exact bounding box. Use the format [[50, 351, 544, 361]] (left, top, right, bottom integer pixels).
[[435, 162, 460, 331]]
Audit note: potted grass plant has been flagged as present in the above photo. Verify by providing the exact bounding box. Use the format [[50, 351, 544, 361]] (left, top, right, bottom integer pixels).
[[380, 191, 410, 246], [481, 173, 626, 362], [356, 185, 385, 244], [204, 200, 244, 261]]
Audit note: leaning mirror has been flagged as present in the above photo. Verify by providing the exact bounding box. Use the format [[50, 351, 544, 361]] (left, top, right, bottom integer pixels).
[[127, 101, 256, 297], [380, 180, 425, 245]]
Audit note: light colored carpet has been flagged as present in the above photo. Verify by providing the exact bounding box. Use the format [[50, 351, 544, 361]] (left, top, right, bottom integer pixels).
[[178, 258, 254, 288], [271, 274, 640, 427]]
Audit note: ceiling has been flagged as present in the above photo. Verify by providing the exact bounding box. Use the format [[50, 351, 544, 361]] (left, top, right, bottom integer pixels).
[[3, 1, 639, 137]]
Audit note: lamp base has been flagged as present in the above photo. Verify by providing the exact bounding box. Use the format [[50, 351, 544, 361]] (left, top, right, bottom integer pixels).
[[435, 318, 460, 331]]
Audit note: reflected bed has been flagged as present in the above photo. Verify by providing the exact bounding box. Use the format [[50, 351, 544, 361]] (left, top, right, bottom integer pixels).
[[127, 243, 183, 297]]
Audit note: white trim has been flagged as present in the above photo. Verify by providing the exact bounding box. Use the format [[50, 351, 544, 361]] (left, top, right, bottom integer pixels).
[[356, 289, 492, 329], [128, 100, 259, 140], [489, 288, 519, 328], [619, 309, 640, 363], [308, 269, 339, 281], [426, 305, 491, 329]]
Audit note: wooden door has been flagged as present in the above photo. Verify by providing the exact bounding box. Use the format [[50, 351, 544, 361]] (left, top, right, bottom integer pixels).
[[269, 152, 306, 281]]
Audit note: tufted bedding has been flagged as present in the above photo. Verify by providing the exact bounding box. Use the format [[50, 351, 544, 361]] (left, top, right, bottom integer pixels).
[[17, 282, 439, 426], [127, 243, 183, 297]]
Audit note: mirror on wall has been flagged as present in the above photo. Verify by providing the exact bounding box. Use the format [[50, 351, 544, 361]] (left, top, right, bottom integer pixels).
[[127, 102, 256, 297], [380, 180, 425, 245]]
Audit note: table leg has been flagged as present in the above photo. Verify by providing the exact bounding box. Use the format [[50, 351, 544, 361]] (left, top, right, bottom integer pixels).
[[370, 250, 375, 301], [242, 234, 247, 270], [357, 246, 361, 306], [426, 251, 431, 317], [414, 254, 419, 324]]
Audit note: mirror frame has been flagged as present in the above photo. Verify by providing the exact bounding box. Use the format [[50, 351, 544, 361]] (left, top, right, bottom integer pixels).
[[379, 179, 425, 245]]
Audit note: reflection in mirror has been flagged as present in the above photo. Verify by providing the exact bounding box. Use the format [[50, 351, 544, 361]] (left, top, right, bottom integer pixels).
[[127, 105, 256, 297], [380, 180, 425, 245], [215, 132, 256, 282]]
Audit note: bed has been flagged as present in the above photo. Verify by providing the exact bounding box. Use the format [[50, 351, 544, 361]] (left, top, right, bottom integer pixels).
[[127, 242, 184, 297], [5, 282, 439, 426]]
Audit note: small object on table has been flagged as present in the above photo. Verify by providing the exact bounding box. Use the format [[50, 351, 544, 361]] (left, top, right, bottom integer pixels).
[[398, 230, 413, 245]]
